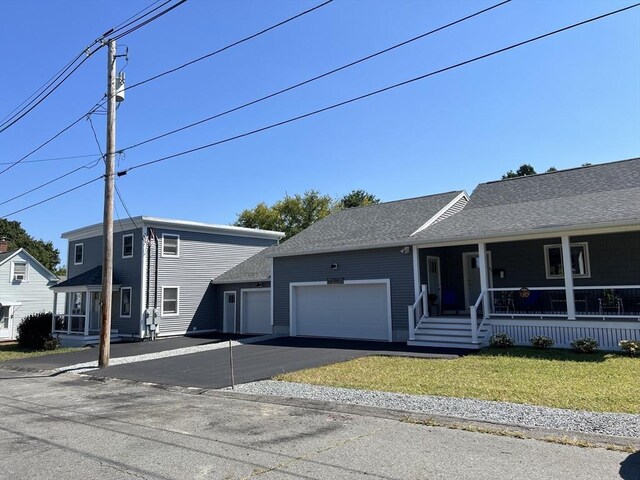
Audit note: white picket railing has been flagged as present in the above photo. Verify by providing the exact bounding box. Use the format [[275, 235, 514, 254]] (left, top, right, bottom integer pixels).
[[407, 285, 428, 341], [469, 290, 487, 344]]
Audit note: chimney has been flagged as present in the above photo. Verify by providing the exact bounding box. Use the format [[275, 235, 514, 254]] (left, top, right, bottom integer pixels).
[[0, 238, 7, 254]]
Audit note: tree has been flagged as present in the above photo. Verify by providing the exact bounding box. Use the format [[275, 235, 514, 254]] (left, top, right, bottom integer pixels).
[[337, 189, 380, 209], [0, 219, 60, 271], [545, 167, 557, 173], [502, 164, 537, 179], [234, 190, 334, 240]]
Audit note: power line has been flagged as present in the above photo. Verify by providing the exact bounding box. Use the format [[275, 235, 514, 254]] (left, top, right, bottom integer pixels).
[[115, 182, 139, 229], [118, 3, 639, 174], [125, 0, 334, 91], [119, 0, 511, 153], [112, 0, 188, 42], [4, 3, 637, 218], [0, 154, 98, 165]]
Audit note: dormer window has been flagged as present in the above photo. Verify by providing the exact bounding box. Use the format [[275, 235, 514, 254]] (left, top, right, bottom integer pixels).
[[12, 261, 27, 282], [74, 243, 84, 265]]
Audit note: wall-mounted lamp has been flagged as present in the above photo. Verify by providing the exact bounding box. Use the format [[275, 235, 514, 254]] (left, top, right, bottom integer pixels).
[[400, 246, 410, 254], [330, 263, 339, 270], [256, 282, 263, 288]]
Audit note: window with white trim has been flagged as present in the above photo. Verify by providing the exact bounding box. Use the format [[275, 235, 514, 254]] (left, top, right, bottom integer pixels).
[[544, 242, 590, 279], [120, 287, 132, 317], [74, 243, 84, 265], [162, 234, 179, 257], [11, 261, 27, 282], [122, 234, 134, 258], [161, 287, 179, 316]]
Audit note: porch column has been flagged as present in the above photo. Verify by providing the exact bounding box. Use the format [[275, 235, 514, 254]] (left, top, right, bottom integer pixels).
[[412, 246, 420, 300], [478, 242, 490, 319], [561, 236, 576, 320], [52, 292, 57, 332], [84, 291, 90, 336]]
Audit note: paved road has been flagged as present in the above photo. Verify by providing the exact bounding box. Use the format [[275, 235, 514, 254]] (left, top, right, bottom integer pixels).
[[88, 337, 456, 389], [0, 370, 635, 480]]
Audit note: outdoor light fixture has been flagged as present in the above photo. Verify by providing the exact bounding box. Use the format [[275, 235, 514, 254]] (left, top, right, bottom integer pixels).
[[400, 246, 410, 254], [330, 263, 338, 270]]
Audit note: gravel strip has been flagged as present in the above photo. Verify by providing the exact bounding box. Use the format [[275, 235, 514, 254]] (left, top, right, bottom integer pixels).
[[55, 335, 279, 373], [230, 380, 640, 438]]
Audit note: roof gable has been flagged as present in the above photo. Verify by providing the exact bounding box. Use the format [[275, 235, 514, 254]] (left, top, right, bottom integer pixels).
[[0, 248, 58, 281]]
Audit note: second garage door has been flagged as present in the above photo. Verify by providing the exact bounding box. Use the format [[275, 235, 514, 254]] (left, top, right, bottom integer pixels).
[[241, 289, 271, 334], [292, 281, 391, 341]]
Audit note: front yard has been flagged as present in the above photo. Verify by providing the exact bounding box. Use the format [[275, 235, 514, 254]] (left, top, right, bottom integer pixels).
[[277, 348, 640, 413], [0, 342, 85, 362]]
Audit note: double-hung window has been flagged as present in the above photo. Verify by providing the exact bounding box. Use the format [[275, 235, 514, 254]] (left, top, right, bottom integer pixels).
[[120, 287, 132, 317], [162, 234, 179, 257], [544, 242, 590, 279], [122, 234, 134, 258], [12, 261, 27, 282], [162, 287, 179, 316], [74, 243, 84, 265]]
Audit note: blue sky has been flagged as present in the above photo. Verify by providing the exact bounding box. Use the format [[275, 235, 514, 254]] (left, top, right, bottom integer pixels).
[[0, 0, 638, 266]]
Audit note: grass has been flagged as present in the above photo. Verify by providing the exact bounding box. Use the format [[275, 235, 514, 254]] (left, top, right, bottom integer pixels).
[[277, 347, 640, 413], [0, 342, 85, 362]]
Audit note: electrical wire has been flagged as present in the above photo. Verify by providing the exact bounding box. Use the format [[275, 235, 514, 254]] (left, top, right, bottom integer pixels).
[[115, 182, 139, 229], [0, 154, 98, 165], [118, 3, 640, 174], [112, 0, 188, 42], [119, 0, 511, 153], [125, 0, 333, 91]]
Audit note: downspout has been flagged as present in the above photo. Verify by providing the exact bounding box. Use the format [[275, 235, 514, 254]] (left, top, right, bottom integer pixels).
[[154, 230, 159, 310], [146, 232, 151, 310]]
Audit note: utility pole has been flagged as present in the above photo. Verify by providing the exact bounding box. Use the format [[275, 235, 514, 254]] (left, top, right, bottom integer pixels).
[[99, 39, 117, 368]]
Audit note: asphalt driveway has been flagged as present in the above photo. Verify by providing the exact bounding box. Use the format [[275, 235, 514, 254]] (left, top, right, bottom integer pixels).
[[88, 337, 456, 389]]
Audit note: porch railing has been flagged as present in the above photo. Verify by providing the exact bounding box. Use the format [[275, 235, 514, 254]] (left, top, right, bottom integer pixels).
[[487, 285, 640, 320], [470, 290, 489, 344], [407, 285, 428, 340]]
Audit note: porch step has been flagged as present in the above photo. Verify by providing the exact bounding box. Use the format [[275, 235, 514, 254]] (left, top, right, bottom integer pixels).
[[411, 316, 491, 350], [408, 339, 481, 350]]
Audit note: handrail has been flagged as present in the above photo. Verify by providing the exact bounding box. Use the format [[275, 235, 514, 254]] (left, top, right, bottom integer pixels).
[[408, 285, 427, 341], [470, 290, 485, 344], [488, 285, 640, 292]]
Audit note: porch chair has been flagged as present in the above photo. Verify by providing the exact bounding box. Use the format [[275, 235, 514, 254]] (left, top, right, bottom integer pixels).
[[493, 291, 515, 313], [598, 289, 623, 315]]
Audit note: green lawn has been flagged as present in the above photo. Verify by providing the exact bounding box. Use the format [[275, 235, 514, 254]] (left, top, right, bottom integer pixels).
[[277, 348, 640, 413], [0, 342, 86, 362]]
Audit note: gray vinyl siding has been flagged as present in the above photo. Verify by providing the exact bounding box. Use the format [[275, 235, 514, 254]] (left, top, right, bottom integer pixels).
[[273, 247, 414, 341], [0, 251, 60, 339], [418, 231, 640, 312], [213, 282, 271, 332], [66, 229, 143, 336], [148, 228, 275, 334]]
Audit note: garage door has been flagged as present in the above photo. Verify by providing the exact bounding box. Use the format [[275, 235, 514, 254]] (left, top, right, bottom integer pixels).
[[241, 290, 271, 334], [292, 282, 390, 341]]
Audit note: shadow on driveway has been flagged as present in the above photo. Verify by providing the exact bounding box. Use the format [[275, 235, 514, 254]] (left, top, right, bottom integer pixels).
[[620, 451, 640, 480]]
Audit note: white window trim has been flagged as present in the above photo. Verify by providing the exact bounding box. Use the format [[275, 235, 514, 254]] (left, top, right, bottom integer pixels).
[[161, 234, 180, 258], [544, 242, 591, 279], [74, 243, 84, 265], [120, 287, 132, 318], [10, 261, 28, 282], [122, 234, 134, 259], [161, 286, 180, 317]]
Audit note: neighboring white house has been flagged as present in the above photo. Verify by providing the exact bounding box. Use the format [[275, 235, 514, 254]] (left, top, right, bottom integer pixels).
[[0, 243, 61, 341]]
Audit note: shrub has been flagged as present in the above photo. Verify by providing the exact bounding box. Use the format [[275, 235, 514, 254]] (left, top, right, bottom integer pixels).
[[530, 335, 554, 349], [489, 332, 515, 348], [571, 337, 599, 354], [16, 311, 53, 350], [43, 336, 60, 351], [619, 339, 640, 357]]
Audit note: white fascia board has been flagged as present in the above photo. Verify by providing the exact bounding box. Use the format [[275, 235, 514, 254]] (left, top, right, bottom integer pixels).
[[268, 240, 416, 258], [0, 248, 21, 267], [411, 221, 640, 249], [62, 216, 284, 241], [410, 191, 469, 236], [210, 278, 270, 285]]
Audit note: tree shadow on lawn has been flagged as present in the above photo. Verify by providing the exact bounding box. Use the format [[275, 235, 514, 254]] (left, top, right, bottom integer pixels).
[[474, 347, 633, 363], [619, 450, 640, 480]]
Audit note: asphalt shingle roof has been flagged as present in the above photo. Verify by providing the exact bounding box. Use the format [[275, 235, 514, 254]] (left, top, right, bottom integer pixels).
[[0, 250, 19, 265], [52, 266, 121, 289], [271, 191, 464, 257], [412, 158, 640, 243], [212, 246, 276, 284]]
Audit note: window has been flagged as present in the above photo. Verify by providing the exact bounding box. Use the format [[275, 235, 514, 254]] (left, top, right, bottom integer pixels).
[[122, 234, 134, 258], [120, 287, 132, 317], [544, 242, 590, 279], [11, 261, 27, 282], [0, 306, 10, 329], [74, 243, 84, 265], [162, 234, 179, 257], [162, 287, 179, 316]]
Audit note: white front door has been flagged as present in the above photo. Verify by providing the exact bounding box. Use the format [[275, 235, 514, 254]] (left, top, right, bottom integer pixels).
[[426, 256, 441, 315], [463, 251, 492, 310], [223, 292, 236, 333], [0, 306, 12, 340], [89, 292, 101, 332]]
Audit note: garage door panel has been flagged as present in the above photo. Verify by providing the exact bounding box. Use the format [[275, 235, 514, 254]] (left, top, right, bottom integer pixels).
[[294, 283, 389, 341], [242, 290, 271, 334]]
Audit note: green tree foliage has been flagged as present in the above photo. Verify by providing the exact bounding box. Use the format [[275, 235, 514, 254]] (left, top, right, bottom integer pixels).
[[337, 189, 380, 209], [0, 219, 60, 271], [234, 190, 334, 240], [502, 164, 537, 179]]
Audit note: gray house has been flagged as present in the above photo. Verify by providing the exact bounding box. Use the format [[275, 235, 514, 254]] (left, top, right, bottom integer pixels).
[[0, 244, 61, 341], [51, 217, 283, 346], [225, 158, 639, 350]]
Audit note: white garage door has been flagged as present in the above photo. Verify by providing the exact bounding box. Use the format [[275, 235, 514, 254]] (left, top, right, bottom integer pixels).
[[292, 282, 391, 341], [242, 290, 271, 334]]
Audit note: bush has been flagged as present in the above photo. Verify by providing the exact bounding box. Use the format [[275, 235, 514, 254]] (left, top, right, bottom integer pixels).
[[16, 311, 54, 350], [530, 335, 554, 349], [571, 337, 599, 354], [43, 336, 60, 351], [619, 339, 640, 357], [489, 332, 515, 348]]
